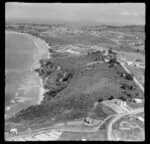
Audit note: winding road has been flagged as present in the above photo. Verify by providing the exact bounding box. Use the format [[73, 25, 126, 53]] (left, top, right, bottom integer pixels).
[[107, 107, 144, 140]]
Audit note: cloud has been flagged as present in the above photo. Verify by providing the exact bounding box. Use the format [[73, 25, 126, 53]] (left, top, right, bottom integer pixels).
[[120, 11, 141, 16]]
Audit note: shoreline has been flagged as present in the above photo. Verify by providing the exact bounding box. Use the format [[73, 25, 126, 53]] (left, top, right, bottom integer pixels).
[[6, 30, 51, 105]]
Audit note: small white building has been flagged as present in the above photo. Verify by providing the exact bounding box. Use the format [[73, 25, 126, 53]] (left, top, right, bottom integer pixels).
[[84, 117, 93, 124], [103, 51, 109, 56], [127, 61, 133, 66], [81, 138, 86, 141], [136, 63, 145, 69], [9, 128, 18, 134], [122, 102, 127, 107], [104, 58, 109, 63], [112, 99, 121, 105], [133, 98, 142, 103], [57, 66, 61, 70], [137, 116, 144, 122]]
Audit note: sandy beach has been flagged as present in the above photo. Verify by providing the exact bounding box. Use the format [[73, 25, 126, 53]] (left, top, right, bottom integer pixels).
[[29, 34, 50, 104], [6, 30, 51, 105]]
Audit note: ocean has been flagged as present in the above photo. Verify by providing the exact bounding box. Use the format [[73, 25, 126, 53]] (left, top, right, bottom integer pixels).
[[5, 31, 47, 119]]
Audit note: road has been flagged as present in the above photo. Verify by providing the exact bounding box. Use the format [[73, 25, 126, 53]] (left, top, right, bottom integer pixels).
[[107, 107, 144, 140], [6, 114, 116, 141], [6, 105, 144, 141], [53, 115, 114, 133]]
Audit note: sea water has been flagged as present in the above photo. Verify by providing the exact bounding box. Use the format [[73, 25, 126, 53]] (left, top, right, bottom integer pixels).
[[5, 31, 42, 119]]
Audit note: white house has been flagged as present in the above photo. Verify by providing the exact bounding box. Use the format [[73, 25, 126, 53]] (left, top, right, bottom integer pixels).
[[57, 66, 61, 70], [137, 116, 144, 122], [112, 99, 121, 105], [136, 63, 145, 69], [104, 58, 109, 63], [82, 138, 86, 141], [9, 128, 18, 134], [103, 51, 109, 56], [84, 117, 93, 124], [122, 102, 127, 107], [133, 98, 142, 103], [127, 61, 133, 66]]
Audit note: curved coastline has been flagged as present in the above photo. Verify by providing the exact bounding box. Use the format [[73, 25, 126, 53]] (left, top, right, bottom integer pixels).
[[5, 30, 51, 105]]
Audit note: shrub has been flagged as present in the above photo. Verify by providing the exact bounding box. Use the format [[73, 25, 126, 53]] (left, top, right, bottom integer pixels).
[[108, 96, 114, 100], [109, 63, 115, 68], [126, 73, 133, 81], [119, 96, 126, 101], [136, 49, 140, 53], [89, 51, 104, 61], [109, 57, 117, 64], [126, 93, 132, 98], [108, 48, 113, 54], [120, 83, 134, 91], [98, 98, 103, 102]]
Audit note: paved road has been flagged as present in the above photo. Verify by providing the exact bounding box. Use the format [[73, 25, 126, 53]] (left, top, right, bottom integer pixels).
[[6, 115, 114, 141], [53, 115, 114, 133], [107, 107, 144, 141], [6, 106, 144, 141]]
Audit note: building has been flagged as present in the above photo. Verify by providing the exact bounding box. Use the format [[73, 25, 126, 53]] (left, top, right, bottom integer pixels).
[[137, 117, 144, 122], [104, 58, 109, 63], [119, 126, 130, 130], [84, 117, 93, 124], [132, 98, 142, 103], [122, 102, 127, 107], [135, 63, 145, 69], [57, 66, 61, 70], [127, 61, 133, 66], [82, 138, 86, 141], [112, 99, 121, 105], [103, 51, 109, 56], [9, 128, 18, 134]]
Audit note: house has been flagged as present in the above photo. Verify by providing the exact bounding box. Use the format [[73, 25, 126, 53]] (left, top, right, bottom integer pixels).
[[132, 98, 142, 103], [104, 58, 109, 63], [119, 126, 130, 130], [57, 66, 61, 70], [82, 138, 86, 141], [136, 63, 145, 69], [122, 102, 127, 107], [84, 117, 93, 124], [103, 50, 109, 56], [137, 117, 144, 122], [9, 128, 18, 134], [112, 99, 121, 105], [121, 57, 126, 61], [127, 61, 133, 66]]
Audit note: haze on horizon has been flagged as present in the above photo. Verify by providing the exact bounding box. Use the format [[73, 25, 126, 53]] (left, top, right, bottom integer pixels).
[[6, 3, 145, 26]]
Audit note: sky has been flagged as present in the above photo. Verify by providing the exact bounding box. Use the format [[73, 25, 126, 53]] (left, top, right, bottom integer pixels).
[[5, 3, 145, 25]]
